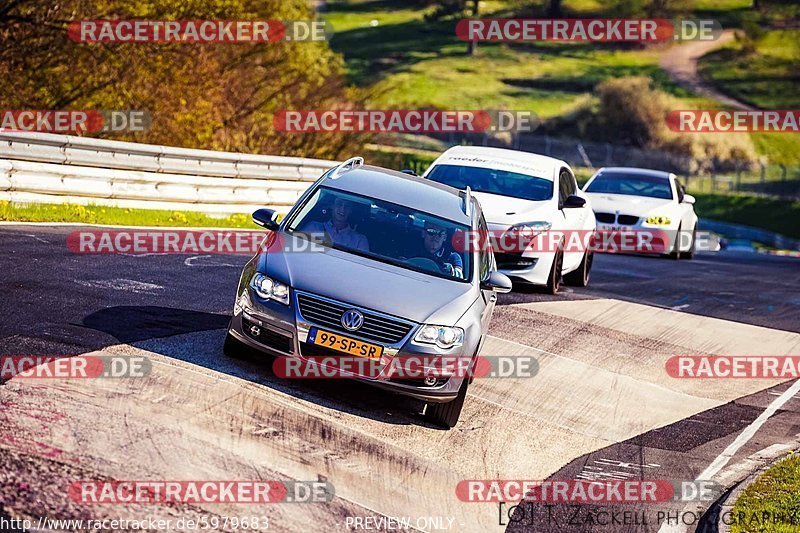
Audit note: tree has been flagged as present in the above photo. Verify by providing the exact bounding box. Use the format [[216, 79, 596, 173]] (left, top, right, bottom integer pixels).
[[0, 0, 364, 159], [466, 0, 480, 55], [546, 0, 563, 17]]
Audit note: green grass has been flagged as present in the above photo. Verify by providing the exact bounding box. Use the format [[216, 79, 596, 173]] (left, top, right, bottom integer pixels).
[[700, 30, 800, 110], [692, 193, 800, 239], [0, 202, 258, 228], [751, 133, 800, 167], [699, 29, 800, 165], [326, 0, 794, 168], [325, 0, 692, 119], [731, 453, 800, 533], [3, 193, 799, 241]]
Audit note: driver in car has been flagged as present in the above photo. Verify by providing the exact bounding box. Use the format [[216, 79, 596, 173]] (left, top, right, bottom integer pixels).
[[302, 196, 369, 252], [417, 221, 464, 279]]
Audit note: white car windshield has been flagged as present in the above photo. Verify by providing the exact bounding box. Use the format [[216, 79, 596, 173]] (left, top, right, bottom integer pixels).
[[427, 164, 553, 201], [285, 187, 471, 282], [586, 172, 673, 200]]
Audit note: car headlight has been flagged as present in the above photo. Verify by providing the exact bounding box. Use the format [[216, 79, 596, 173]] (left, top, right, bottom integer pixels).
[[645, 215, 672, 226], [509, 221, 552, 236], [249, 273, 290, 305], [414, 325, 465, 350]]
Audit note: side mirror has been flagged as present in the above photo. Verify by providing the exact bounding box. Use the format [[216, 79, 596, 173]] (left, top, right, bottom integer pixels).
[[562, 194, 586, 209], [682, 194, 696, 205], [401, 169, 418, 176], [252, 208, 280, 230], [481, 271, 512, 293]]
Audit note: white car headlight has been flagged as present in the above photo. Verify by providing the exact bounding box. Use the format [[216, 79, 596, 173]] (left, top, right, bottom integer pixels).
[[250, 273, 290, 305], [414, 325, 465, 350], [509, 221, 552, 236], [645, 215, 672, 226]]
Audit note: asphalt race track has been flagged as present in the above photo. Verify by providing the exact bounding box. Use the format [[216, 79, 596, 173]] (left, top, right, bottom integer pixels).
[[1, 224, 799, 532]]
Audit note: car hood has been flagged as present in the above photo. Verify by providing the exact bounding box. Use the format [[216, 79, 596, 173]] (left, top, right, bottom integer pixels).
[[584, 192, 674, 217], [258, 234, 476, 325], [472, 191, 554, 227]]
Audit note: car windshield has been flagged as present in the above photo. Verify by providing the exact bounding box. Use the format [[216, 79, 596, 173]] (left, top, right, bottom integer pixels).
[[585, 172, 673, 200], [427, 164, 553, 201], [285, 187, 471, 282]]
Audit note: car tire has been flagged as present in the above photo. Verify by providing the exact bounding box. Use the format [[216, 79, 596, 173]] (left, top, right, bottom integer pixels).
[[223, 331, 246, 359], [564, 250, 593, 287], [545, 247, 563, 294], [669, 225, 682, 260], [425, 379, 468, 429], [684, 227, 696, 260]]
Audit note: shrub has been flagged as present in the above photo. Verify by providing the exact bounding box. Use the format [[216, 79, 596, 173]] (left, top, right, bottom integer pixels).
[[593, 76, 757, 171]]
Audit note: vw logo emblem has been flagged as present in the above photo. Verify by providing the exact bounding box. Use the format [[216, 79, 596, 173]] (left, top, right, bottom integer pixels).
[[341, 309, 364, 331]]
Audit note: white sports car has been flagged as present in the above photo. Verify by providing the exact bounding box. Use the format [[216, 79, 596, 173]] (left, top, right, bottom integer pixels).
[[423, 146, 596, 294], [582, 167, 698, 259]]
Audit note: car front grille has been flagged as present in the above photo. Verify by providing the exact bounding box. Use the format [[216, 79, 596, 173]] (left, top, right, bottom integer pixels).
[[617, 215, 639, 225], [595, 212, 615, 223], [296, 292, 414, 345]]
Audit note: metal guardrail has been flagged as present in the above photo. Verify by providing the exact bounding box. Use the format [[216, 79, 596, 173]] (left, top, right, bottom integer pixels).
[[0, 131, 338, 214], [700, 219, 800, 251]]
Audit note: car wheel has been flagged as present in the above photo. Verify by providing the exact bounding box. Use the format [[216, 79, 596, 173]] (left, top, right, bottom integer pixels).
[[545, 248, 563, 294], [684, 227, 696, 260], [223, 331, 246, 359], [564, 250, 593, 287], [669, 225, 682, 260], [425, 379, 468, 429]]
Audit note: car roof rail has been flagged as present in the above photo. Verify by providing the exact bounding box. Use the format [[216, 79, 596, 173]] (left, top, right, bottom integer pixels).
[[329, 156, 364, 179], [462, 186, 472, 217]]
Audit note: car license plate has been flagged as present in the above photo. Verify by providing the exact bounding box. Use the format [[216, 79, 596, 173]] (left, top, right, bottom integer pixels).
[[599, 224, 625, 232], [308, 328, 383, 360]]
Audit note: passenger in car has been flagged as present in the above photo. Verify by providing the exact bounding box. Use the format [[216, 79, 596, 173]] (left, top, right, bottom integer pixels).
[[416, 221, 464, 279], [302, 196, 370, 252]]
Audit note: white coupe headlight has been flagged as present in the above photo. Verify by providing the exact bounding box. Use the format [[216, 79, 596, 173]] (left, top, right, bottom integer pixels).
[[414, 325, 465, 350], [509, 221, 552, 236], [250, 273, 290, 305], [645, 215, 672, 226]]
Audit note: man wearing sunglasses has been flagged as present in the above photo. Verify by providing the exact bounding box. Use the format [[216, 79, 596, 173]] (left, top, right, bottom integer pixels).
[[418, 221, 464, 279]]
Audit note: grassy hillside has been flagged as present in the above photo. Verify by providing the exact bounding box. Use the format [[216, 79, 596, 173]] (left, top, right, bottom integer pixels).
[[325, 0, 798, 164]]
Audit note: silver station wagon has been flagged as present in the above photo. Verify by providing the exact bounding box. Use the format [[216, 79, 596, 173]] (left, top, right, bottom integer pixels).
[[225, 158, 511, 427]]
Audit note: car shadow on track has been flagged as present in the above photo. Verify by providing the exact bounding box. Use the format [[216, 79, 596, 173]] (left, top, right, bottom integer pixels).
[[82, 305, 443, 429]]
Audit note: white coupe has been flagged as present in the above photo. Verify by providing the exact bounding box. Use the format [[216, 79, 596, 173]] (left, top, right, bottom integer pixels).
[[582, 167, 698, 259], [423, 146, 597, 294]]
